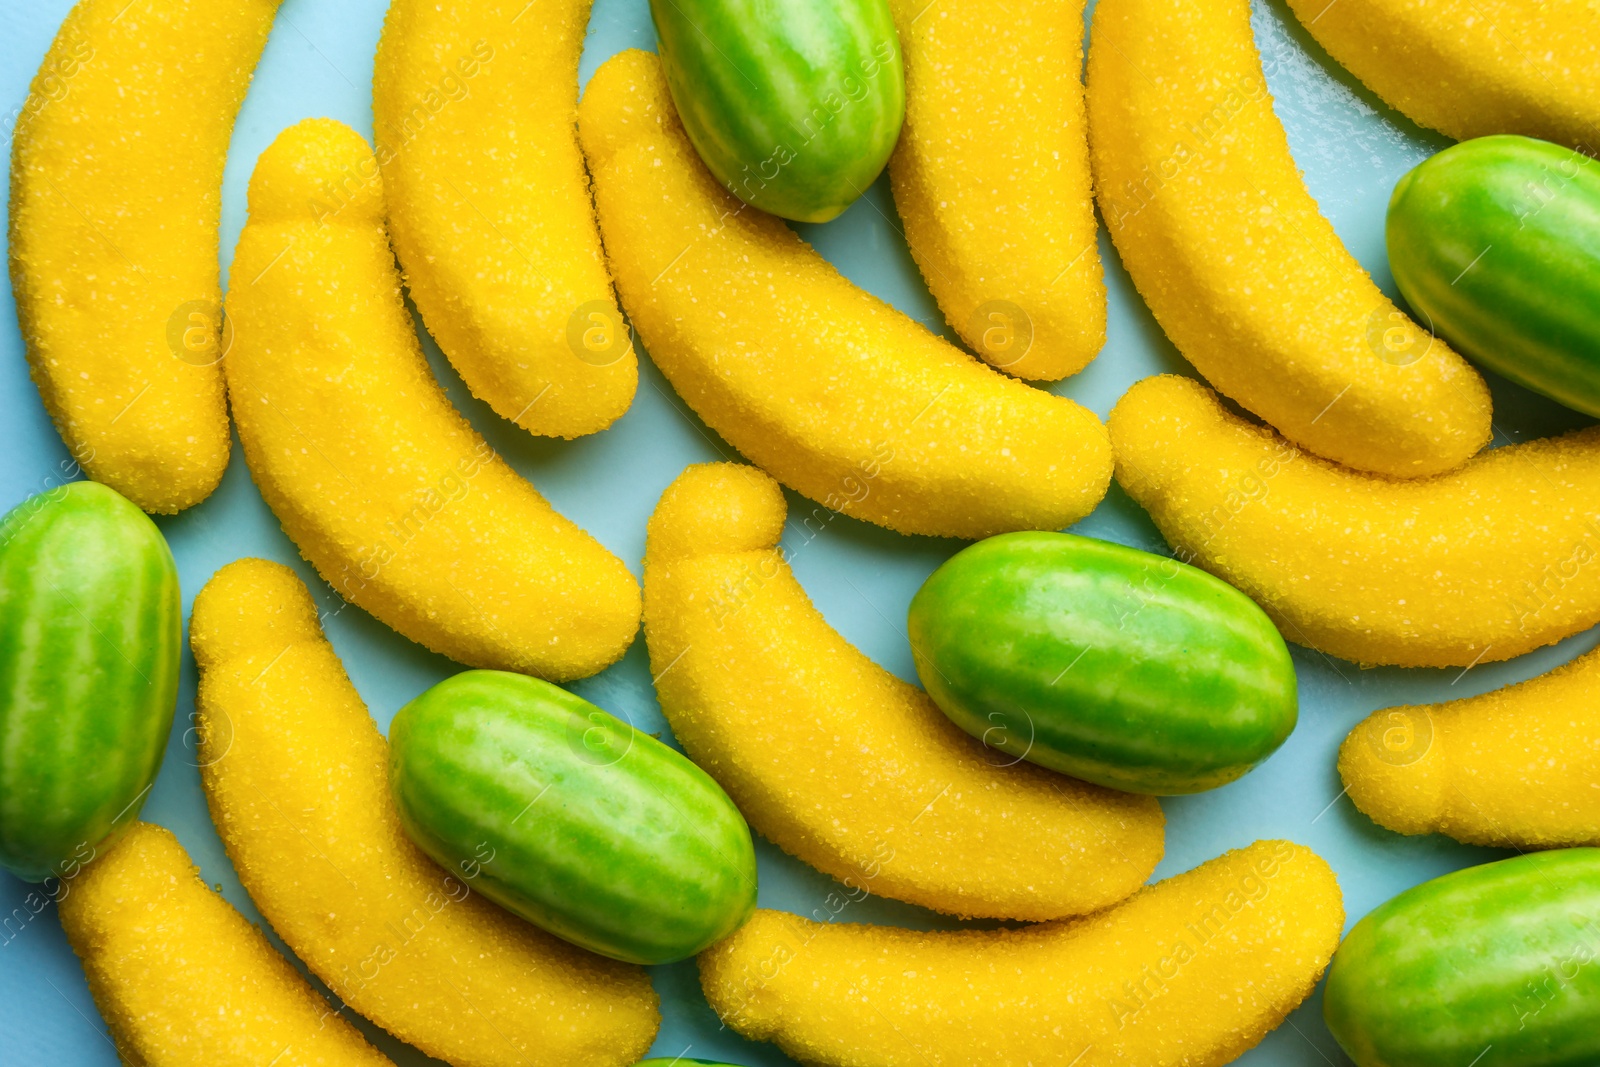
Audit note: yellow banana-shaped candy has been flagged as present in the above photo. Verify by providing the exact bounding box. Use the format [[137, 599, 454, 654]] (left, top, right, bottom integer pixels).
[[191, 558, 660, 1067], [1110, 374, 1600, 668], [1086, 0, 1492, 478], [59, 822, 394, 1067], [887, 0, 1105, 380], [578, 50, 1113, 540], [225, 119, 640, 682], [1340, 644, 1600, 848], [9, 0, 280, 512], [1286, 0, 1600, 150], [373, 0, 636, 438], [701, 840, 1343, 1067], [644, 463, 1163, 921]]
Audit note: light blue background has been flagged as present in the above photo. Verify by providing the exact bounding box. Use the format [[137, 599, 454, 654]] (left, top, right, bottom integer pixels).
[[1, 1, 1593, 1063]]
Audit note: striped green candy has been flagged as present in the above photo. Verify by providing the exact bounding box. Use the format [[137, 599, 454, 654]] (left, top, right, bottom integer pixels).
[[0, 481, 180, 882], [1325, 848, 1600, 1067], [908, 531, 1298, 795], [650, 0, 905, 223], [388, 670, 757, 965], [1388, 135, 1600, 418]]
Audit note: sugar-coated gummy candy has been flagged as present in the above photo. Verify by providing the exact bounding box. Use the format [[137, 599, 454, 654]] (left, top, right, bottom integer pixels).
[[190, 559, 660, 1067]]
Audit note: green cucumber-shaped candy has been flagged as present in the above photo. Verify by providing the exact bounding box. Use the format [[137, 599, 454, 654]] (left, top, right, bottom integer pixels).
[[907, 531, 1297, 795], [649, 0, 905, 223], [0, 481, 180, 881], [1325, 849, 1600, 1067], [1388, 134, 1600, 417], [389, 670, 757, 965]]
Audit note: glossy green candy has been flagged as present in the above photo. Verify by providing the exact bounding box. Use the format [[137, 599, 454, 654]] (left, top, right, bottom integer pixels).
[[649, 0, 905, 222], [907, 531, 1297, 795], [1388, 134, 1600, 417], [1325, 849, 1600, 1067], [0, 481, 180, 882], [388, 670, 757, 965]]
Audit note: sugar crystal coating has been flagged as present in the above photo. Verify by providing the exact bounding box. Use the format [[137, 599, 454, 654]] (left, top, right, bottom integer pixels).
[[1286, 0, 1600, 150], [1342, 643, 1600, 848], [190, 558, 660, 1067], [60, 822, 394, 1066], [1086, 0, 1491, 478], [579, 50, 1113, 540], [1110, 374, 1600, 668], [225, 119, 640, 681], [373, 0, 636, 439], [701, 840, 1343, 1067], [644, 462, 1165, 921], [887, 0, 1106, 380], [9, 0, 280, 511]]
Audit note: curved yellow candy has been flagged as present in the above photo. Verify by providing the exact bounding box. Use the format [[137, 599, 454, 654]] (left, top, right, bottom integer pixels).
[[1110, 374, 1600, 668], [887, 0, 1105, 381], [578, 50, 1113, 540], [9, 0, 279, 512], [1085, 0, 1491, 479], [373, 0, 636, 439], [643, 462, 1163, 921], [59, 822, 393, 1067], [225, 119, 640, 682], [700, 840, 1343, 1067], [190, 558, 660, 1067], [1340, 644, 1600, 848], [1285, 0, 1600, 150]]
